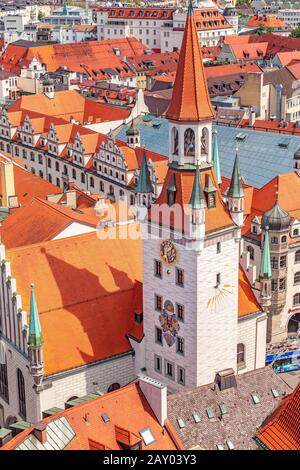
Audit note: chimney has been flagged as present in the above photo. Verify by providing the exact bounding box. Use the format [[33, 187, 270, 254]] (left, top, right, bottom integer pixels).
[[33, 422, 47, 444], [249, 107, 256, 126], [215, 368, 237, 391], [138, 375, 167, 426], [275, 83, 283, 122], [65, 189, 77, 209], [0, 160, 18, 208]]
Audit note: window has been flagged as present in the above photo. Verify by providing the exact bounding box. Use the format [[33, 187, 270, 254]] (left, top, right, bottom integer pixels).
[[251, 393, 260, 404], [176, 268, 184, 287], [177, 303, 184, 322], [279, 278, 286, 291], [217, 242, 221, 254], [280, 256, 286, 268], [154, 354, 162, 373], [55, 161, 59, 171], [90, 177, 94, 188], [237, 343, 245, 365], [177, 337, 184, 355], [294, 272, 300, 285], [216, 273, 221, 286], [140, 428, 156, 446], [72, 169, 76, 179], [271, 256, 278, 269], [38, 154, 43, 164], [296, 250, 300, 263], [247, 245, 254, 261], [282, 235, 287, 243], [0, 349, 9, 404], [271, 279, 278, 292], [81, 173, 85, 184], [165, 360, 174, 379], [17, 369, 26, 420], [107, 383, 120, 393], [177, 418, 185, 429], [155, 326, 162, 345], [293, 293, 300, 306], [154, 260, 162, 278], [251, 224, 257, 234], [155, 294, 162, 311], [47, 158, 51, 168], [271, 236, 278, 244], [293, 229, 299, 237]]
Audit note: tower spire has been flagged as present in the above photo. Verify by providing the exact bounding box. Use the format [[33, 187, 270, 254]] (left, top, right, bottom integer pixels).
[[189, 164, 206, 209], [136, 150, 152, 194], [260, 227, 272, 279], [212, 130, 222, 185], [228, 149, 244, 198], [166, 0, 214, 122], [28, 283, 43, 348]]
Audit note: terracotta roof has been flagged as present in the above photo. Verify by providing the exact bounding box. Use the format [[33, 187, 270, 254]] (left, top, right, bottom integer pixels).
[[246, 16, 288, 28], [150, 166, 234, 234], [256, 383, 300, 450], [2, 197, 99, 249], [229, 42, 268, 61], [238, 266, 261, 318], [6, 229, 142, 375], [0, 156, 60, 205], [166, 5, 214, 122], [0, 37, 146, 74], [8, 90, 130, 125], [1, 382, 180, 450], [275, 50, 300, 67], [205, 62, 261, 78], [96, 7, 175, 20]]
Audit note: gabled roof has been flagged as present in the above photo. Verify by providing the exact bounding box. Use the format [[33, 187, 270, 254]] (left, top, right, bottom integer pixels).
[[166, 2, 214, 122], [7, 228, 142, 375], [1, 382, 181, 450], [256, 383, 300, 450]]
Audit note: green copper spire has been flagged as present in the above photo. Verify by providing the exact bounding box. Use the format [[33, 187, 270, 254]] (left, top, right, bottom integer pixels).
[[63, 2, 68, 15], [227, 149, 244, 198], [28, 284, 43, 348], [136, 150, 152, 194], [212, 130, 222, 185], [260, 228, 272, 279], [187, 0, 194, 17], [189, 165, 206, 209]]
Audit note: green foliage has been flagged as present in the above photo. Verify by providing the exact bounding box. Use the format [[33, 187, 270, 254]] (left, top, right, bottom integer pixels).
[[291, 26, 300, 38]]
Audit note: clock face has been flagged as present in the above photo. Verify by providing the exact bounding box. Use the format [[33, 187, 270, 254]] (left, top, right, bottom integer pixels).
[[160, 240, 176, 264]]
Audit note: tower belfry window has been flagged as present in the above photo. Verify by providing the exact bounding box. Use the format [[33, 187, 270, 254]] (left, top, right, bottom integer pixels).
[[184, 128, 195, 157]]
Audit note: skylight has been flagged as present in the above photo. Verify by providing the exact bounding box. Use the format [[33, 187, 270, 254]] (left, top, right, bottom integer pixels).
[[192, 413, 200, 423], [271, 388, 280, 398], [251, 393, 260, 404], [101, 413, 110, 423], [206, 407, 215, 419], [177, 418, 185, 429], [235, 132, 247, 141], [216, 443, 225, 450], [140, 428, 156, 446], [226, 440, 234, 450], [219, 403, 227, 415]]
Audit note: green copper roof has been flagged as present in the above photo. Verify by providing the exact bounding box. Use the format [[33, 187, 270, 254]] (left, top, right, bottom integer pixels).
[[28, 284, 43, 348], [260, 228, 272, 279], [212, 130, 222, 185], [227, 150, 244, 198], [187, 0, 194, 17], [136, 150, 152, 194], [204, 173, 217, 193], [189, 165, 206, 210]]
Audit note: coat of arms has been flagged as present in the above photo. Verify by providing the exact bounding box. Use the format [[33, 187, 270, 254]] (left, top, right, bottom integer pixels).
[[159, 300, 180, 347]]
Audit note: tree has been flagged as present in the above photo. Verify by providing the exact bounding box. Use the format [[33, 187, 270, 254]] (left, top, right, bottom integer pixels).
[[38, 12, 44, 21], [291, 26, 300, 38], [256, 23, 266, 36]]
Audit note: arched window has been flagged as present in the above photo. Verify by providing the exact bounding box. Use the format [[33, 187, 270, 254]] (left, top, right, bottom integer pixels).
[[247, 245, 254, 261], [107, 383, 120, 393], [109, 185, 114, 196], [295, 272, 300, 285], [120, 189, 124, 200], [0, 345, 9, 403], [90, 177, 94, 188], [17, 369, 26, 419], [281, 235, 287, 243], [81, 173, 85, 184], [293, 293, 300, 306], [295, 250, 300, 263], [184, 128, 195, 157], [172, 127, 179, 155], [271, 236, 278, 244], [201, 127, 209, 155], [237, 343, 245, 364], [72, 169, 76, 179]]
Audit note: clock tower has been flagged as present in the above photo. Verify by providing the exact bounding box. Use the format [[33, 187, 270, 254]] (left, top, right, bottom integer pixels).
[[142, 1, 241, 391]]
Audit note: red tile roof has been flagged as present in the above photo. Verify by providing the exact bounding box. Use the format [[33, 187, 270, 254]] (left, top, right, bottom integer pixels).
[[246, 16, 288, 29], [1, 382, 182, 450], [96, 7, 175, 20], [166, 6, 214, 122], [256, 384, 300, 450], [6, 228, 143, 375]]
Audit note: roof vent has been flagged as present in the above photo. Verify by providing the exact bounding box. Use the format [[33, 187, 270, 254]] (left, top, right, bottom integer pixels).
[[215, 369, 237, 391]]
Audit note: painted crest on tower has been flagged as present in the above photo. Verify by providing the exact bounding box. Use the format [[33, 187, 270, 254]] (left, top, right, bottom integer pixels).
[[160, 240, 176, 264], [159, 300, 180, 347]]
